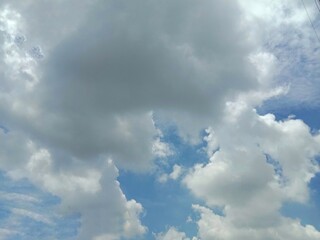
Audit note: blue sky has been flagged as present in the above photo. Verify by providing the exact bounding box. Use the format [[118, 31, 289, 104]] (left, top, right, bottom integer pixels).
[[1, 0, 320, 240], [0, 171, 80, 240]]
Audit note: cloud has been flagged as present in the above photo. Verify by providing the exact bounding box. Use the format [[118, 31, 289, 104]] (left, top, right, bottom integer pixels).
[[0, 191, 40, 203], [1, 0, 320, 239], [11, 208, 53, 225], [184, 93, 320, 239], [193, 204, 320, 240], [0, 0, 262, 168], [0, 132, 146, 239], [155, 227, 196, 240], [0, 172, 81, 239], [158, 164, 183, 183], [238, 0, 320, 108], [0, 1, 266, 236], [152, 136, 174, 159]]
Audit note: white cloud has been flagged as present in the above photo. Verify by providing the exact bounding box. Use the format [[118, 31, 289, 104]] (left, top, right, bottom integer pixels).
[[0, 135, 146, 240], [158, 164, 183, 183], [193, 204, 320, 240], [152, 137, 173, 159], [155, 227, 196, 240], [0, 191, 40, 203], [170, 165, 183, 180], [11, 208, 53, 225], [184, 94, 320, 239]]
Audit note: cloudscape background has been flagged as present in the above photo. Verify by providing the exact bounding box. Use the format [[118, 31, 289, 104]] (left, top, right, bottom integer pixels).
[[0, 0, 320, 239]]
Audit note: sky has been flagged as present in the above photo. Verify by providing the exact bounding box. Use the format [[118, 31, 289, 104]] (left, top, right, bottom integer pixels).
[[0, 0, 320, 239]]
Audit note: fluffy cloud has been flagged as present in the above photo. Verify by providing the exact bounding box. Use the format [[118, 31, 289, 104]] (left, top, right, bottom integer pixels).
[[158, 164, 183, 183], [184, 96, 320, 239], [193, 204, 320, 240], [1, 0, 320, 239], [0, 131, 146, 239], [0, 1, 266, 236], [0, 0, 262, 165], [182, 3, 320, 237], [155, 227, 197, 240]]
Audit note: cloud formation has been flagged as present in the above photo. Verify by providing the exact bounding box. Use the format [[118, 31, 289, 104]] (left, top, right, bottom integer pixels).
[[1, 0, 261, 165], [155, 227, 197, 240], [184, 93, 320, 239], [0, 0, 320, 239], [193, 204, 320, 240]]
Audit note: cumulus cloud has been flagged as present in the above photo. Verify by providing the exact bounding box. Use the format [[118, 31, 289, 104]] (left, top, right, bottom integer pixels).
[[0, 1, 265, 236], [0, 0, 262, 166], [184, 94, 320, 239], [181, 4, 320, 237], [155, 227, 197, 240], [152, 136, 173, 159], [1, 0, 320, 239], [158, 164, 183, 183], [193, 204, 320, 240], [0, 132, 146, 239]]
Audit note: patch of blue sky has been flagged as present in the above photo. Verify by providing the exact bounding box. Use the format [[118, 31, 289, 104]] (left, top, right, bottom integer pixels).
[[0, 171, 80, 240], [0, 125, 9, 134], [154, 119, 209, 168], [281, 177, 320, 231], [119, 170, 200, 239], [258, 102, 320, 133], [119, 122, 209, 239], [264, 153, 287, 186]]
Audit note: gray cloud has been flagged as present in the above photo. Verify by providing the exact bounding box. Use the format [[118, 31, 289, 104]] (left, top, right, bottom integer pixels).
[[0, 1, 262, 238], [1, 0, 261, 170]]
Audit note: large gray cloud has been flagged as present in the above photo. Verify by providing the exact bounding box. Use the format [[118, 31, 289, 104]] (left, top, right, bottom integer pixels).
[[0, 0, 261, 169], [0, 0, 263, 238]]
